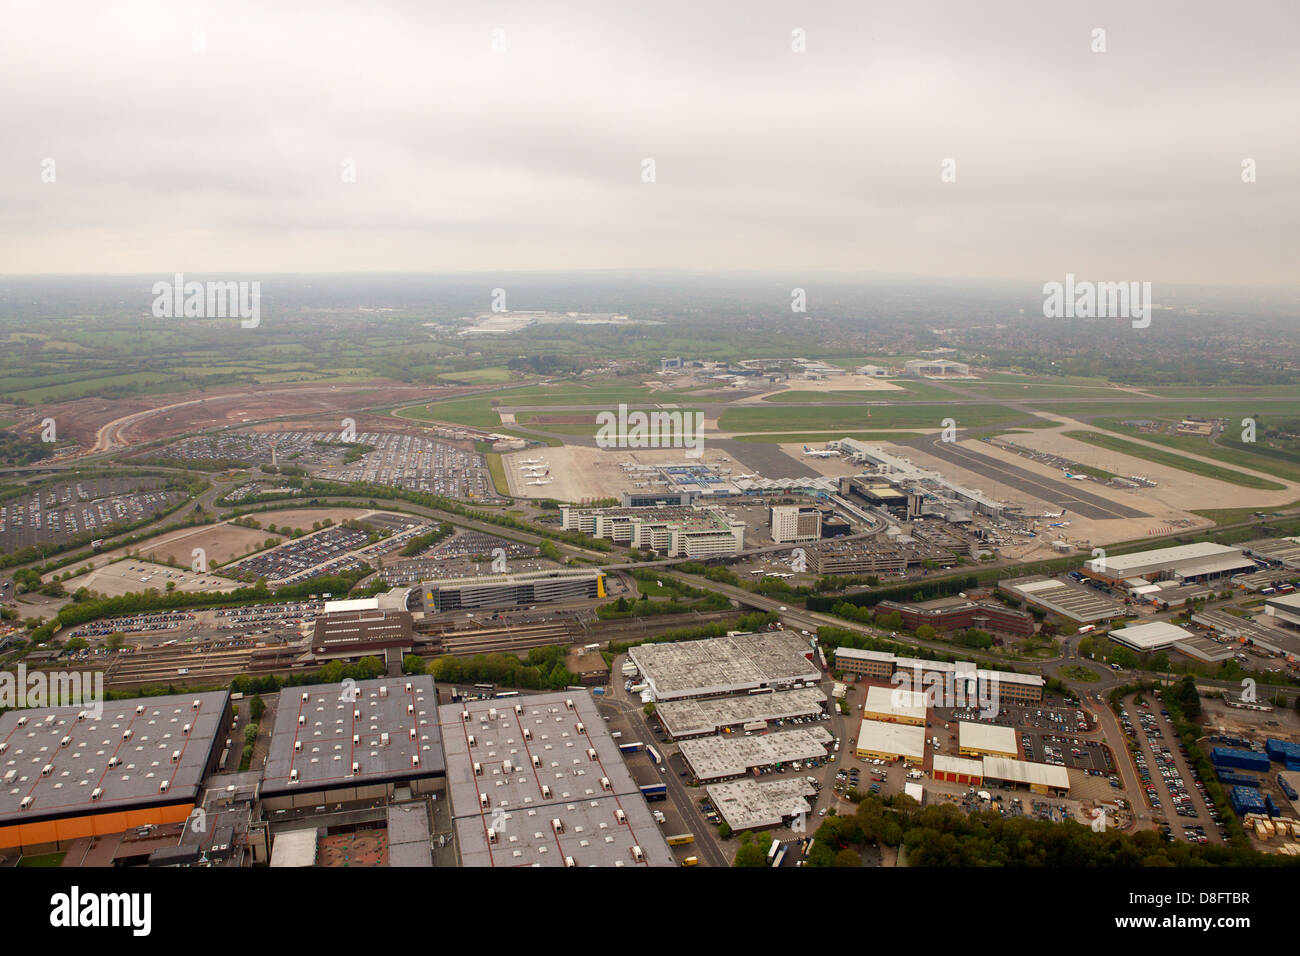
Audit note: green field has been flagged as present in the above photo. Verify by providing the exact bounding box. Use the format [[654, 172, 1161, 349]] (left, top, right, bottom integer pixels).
[[1064, 431, 1286, 490], [959, 383, 1141, 399], [719, 403, 1033, 432], [397, 397, 502, 429], [439, 366, 516, 384], [732, 431, 922, 444]]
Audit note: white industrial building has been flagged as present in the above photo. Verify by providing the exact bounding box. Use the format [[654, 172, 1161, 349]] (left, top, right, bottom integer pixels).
[[1083, 542, 1254, 585], [904, 358, 971, 377], [958, 721, 1019, 759], [1107, 620, 1194, 653]]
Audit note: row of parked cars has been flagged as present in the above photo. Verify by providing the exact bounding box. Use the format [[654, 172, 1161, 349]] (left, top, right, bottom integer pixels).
[[1121, 701, 1224, 841]]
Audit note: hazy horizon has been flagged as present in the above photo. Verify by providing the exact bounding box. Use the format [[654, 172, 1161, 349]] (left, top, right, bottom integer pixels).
[[3, 1, 1298, 287]]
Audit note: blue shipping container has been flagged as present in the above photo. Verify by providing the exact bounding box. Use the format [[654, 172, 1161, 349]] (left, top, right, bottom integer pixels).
[[1211, 747, 1271, 773], [1230, 786, 1267, 816]]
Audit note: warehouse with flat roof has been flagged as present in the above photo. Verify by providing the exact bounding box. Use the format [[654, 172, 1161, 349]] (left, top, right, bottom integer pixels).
[[998, 575, 1129, 624], [438, 691, 675, 867], [981, 756, 1070, 795], [862, 685, 927, 725], [654, 688, 827, 739], [958, 721, 1019, 759], [261, 677, 444, 809], [1241, 537, 1300, 570], [1107, 620, 1195, 653], [705, 777, 817, 832], [933, 754, 984, 785], [1083, 543, 1253, 585], [628, 631, 821, 701], [679, 727, 833, 782], [0, 690, 231, 853], [855, 719, 926, 763]]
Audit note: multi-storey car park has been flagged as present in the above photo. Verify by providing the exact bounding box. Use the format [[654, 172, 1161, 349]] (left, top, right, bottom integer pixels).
[[422, 568, 607, 612], [0, 691, 232, 855], [437, 691, 675, 867], [627, 631, 822, 702]]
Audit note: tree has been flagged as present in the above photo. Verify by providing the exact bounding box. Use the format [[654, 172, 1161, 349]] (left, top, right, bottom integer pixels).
[[833, 849, 862, 867], [1175, 674, 1201, 719], [403, 654, 426, 675], [643, 702, 656, 717], [249, 695, 266, 722], [734, 843, 767, 867], [915, 624, 936, 641], [717, 822, 733, 840]]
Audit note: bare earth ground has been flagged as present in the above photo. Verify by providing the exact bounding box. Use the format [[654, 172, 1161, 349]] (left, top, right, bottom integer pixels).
[[51, 523, 284, 580], [1200, 697, 1300, 739], [43, 507, 382, 583], [78, 558, 241, 597], [49, 383, 475, 456]]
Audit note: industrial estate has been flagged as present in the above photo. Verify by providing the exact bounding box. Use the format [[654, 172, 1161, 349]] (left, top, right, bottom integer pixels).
[[3, 4, 1299, 908]]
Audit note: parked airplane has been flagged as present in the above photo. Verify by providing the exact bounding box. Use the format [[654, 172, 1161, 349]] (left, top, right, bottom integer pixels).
[[520, 458, 545, 465], [527, 478, 553, 486], [802, 445, 839, 458], [1063, 471, 1089, 481]]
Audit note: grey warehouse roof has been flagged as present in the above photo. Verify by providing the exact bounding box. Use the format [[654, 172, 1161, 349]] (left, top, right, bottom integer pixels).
[[0, 690, 229, 824], [262, 677, 443, 797]]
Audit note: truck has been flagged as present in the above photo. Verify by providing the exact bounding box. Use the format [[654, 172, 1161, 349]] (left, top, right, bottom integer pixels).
[[621, 661, 639, 677], [639, 783, 667, 802], [646, 745, 662, 765], [742, 720, 767, 733], [618, 741, 644, 754]]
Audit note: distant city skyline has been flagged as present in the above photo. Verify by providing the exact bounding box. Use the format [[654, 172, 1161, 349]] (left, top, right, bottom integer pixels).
[[2, 1, 1297, 287]]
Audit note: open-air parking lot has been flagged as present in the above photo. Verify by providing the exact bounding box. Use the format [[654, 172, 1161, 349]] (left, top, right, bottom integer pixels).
[[1118, 695, 1224, 844], [226, 524, 372, 582], [0, 477, 180, 552]]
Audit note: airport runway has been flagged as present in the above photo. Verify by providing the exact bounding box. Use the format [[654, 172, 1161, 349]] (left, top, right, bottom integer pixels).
[[904, 435, 1149, 519]]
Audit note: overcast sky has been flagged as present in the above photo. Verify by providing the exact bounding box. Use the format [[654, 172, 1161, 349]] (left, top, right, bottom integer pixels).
[[2, 0, 1297, 287]]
